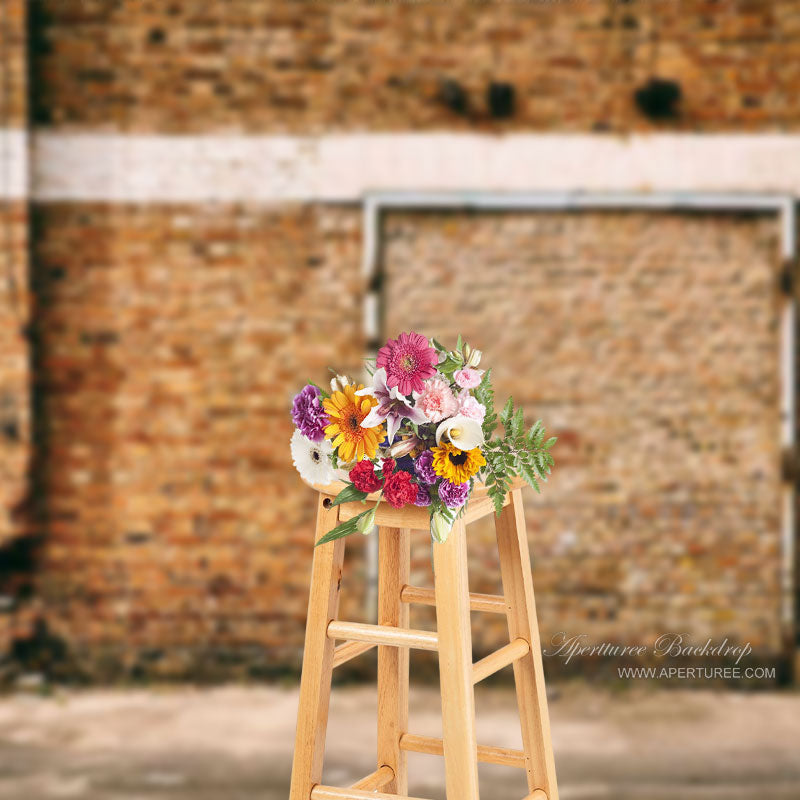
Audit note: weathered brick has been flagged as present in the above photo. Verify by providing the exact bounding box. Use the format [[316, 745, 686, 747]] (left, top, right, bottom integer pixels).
[[384, 210, 784, 654], [29, 0, 800, 133]]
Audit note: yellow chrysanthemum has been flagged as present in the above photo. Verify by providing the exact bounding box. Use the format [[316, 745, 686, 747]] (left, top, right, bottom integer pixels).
[[431, 442, 486, 484], [323, 384, 384, 463]]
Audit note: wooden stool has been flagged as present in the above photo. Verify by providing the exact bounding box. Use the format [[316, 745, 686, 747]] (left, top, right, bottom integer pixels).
[[289, 479, 558, 800]]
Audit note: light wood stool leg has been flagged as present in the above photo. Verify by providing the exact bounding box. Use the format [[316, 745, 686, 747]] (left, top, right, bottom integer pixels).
[[377, 526, 411, 794], [495, 489, 559, 800], [290, 496, 346, 800], [432, 518, 480, 800]]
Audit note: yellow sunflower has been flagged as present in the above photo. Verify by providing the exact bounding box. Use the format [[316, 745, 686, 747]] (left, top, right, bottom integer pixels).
[[323, 384, 384, 462], [431, 442, 486, 484]]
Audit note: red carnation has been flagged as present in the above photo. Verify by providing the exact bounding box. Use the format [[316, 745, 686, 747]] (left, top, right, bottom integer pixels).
[[349, 459, 383, 493], [383, 470, 417, 509], [381, 458, 396, 478]]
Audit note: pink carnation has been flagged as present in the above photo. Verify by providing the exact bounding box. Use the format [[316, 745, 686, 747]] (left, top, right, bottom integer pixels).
[[457, 392, 486, 423], [416, 377, 458, 423], [454, 368, 484, 389]]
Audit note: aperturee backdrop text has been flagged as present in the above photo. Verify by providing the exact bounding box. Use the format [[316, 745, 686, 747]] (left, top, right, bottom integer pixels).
[[290, 333, 556, 544]]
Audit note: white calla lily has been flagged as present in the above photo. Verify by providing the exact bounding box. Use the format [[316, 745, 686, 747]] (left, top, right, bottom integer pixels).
[[435, 415, 484, 450]]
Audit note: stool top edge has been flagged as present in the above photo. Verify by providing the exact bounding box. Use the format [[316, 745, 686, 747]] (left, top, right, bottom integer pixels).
[[302, 476, 526, 501]]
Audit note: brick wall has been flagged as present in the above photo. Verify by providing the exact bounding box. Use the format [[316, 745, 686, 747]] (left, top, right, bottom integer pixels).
[[25, 203, 366, 679], [0, 198, 28, 546], [0, 0, 796, 681], [384, 210, 784, 654], [29, 0, 800, 132], [0, 0, 30, 542], [0, 0, 33, 665], [0, 0, 27, 128]]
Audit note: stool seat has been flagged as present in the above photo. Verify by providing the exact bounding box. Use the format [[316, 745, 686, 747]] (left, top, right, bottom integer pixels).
[[303, 476, 525, 502], [289, 482, 559, 800]]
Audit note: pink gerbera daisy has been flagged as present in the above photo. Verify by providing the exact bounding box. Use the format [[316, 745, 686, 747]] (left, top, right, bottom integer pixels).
[[376, 332, 438, 395]]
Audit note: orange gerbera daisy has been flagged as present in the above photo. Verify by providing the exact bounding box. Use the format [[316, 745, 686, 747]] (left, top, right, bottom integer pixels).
[[323, 384, 384, 463]]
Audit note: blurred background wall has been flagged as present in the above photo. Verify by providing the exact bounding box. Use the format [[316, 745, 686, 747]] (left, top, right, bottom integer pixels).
[[0, 0, 798, 683]]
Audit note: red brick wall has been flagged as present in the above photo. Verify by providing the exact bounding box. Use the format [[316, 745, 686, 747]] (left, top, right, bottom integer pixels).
[[1, 0, 796, 680], [0, 0, 32, 661], [0, 200, 29, 547], [28, 203, 365, 678], [0, 0, 30, 540], [30, 0, 800, 133], [384, 210, 784, 654], [0, 0, 27, 128]]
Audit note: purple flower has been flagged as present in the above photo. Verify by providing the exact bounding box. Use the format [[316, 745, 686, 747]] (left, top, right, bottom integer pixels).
[[414, 450, 437, 485], [291, 384, 329, 442], [413, 484, 432, 507], [438, 479, 470, 509], [356, 367, 428, 444]]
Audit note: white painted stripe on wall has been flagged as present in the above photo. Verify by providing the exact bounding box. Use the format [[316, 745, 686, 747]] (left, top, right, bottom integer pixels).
[[25, 132, 800, 203], [0, 129, 28, 199]]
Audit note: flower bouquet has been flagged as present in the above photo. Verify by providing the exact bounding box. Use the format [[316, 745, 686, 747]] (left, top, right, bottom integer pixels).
[[290, 332, 556, 545]]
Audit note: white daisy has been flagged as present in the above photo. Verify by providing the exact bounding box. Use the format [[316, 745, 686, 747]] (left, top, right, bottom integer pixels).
[[290, 429, 335, 485]]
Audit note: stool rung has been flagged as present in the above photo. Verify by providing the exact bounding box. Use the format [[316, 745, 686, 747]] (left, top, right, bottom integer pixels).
[[400, 584, 507, 614], [524, 792, 548, 800], [349, 765, 394, 791], [332, 640, 376, 669], [472, 637, 530, 684], [311, 786, 431, 800], [327, 620, 438, 651], [399, 733, 526, 769]]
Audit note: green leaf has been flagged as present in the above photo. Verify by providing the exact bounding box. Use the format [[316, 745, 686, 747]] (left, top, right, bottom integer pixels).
[[437, 355, 462, 377], [456, 334, 463, 353], [489, 484, 506, 516], [511, 407, 524, 439], [474, 369, 498, 438], [544, 436, 557, 449], [519, 457, 536, 484], [315, 508, 374, 546], [500, 396, 514, 427], [330, 483, 369, 506]]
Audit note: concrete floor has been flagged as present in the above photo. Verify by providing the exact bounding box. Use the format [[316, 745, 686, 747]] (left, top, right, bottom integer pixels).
[[0, 684, 798, 800]]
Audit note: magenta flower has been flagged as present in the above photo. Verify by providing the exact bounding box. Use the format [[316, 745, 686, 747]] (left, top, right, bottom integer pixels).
[[377, 332, 438, 395], [357, 368, 427, 444]]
